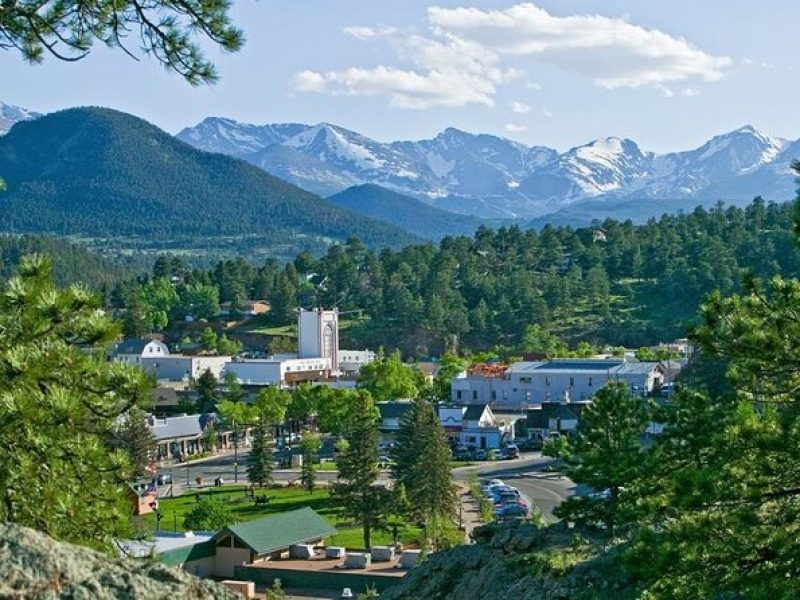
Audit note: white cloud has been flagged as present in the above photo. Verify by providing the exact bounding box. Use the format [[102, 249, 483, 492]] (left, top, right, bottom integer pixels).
[[428, 3, 732, 89], [525, 81, 542, 91], [292, 29, 517, 108], [510, 100, 531, 113], [541, 108, 553, 118], [504, 123, 527, 133], [681, 88, 699, 97], [292, 3, 731, 108]]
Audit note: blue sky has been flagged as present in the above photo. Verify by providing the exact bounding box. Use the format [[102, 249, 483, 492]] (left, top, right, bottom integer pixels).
[[3, 1, 799, 152]]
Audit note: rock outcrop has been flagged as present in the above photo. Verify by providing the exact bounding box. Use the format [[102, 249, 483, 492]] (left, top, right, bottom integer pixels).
[[383, 522, 635, 600], [0, 524, 239, 599]]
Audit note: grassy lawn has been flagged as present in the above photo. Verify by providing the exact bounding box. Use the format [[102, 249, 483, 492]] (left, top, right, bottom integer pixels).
[[144, 485, 422, 550]]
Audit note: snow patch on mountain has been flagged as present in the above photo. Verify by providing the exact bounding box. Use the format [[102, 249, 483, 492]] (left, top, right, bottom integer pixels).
[[176, 115, 800, 220], [0, 102, 41, 135]]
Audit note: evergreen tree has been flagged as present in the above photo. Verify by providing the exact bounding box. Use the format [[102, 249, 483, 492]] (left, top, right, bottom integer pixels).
[[216, 334, 243, 356], [200, 327, 218, 351], [555, 381, 650, 536], [223, 370, 245, 404], [3, 0, 244, 85], [300, 433, 322, 493], [0, 255, 152, 550], [246, 387, 291, 488], [332, 391, 392, 549], [392, 399, 456, 523], [115, 407, 157, 478], [194, 368, 219, 412]]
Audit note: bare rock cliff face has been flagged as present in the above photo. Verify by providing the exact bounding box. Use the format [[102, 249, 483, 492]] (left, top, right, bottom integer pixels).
[[0, 524, 239, 599]]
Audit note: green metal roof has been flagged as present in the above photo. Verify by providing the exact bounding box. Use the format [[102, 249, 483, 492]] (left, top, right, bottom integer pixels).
[[218, 507, 337, 556], [159, 540, 216, 567]]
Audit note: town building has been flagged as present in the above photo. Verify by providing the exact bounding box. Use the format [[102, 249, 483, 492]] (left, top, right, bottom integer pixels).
[[113, 338, 170, 365], [127, 482, 159, 516], [141, 355, 230, 381], [451, 358, 668, 410], [525, 400, 593, 436], [224, 308, 375, 388], [149, 413, 241, 462], [339, 350, 378, 376], [224, 356, 333, 386], [376, 401, 512, 449], [156, 507, 337, 578]]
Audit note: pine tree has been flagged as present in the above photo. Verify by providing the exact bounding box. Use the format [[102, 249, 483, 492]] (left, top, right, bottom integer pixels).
[[332, 391, 392, 549], [194, 369, 219, 412], [392, 399, 456, 523], [300, 433, 322, 493], [0, 255, 152, 550], [115, 407, 157, 477], [246, 387, 291, 488], [555, 381, 650, 536]]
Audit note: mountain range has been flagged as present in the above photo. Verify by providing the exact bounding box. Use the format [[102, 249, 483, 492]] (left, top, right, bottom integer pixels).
[[178, 118, 800, 219], [0, 107, 420, 253], [0, 102, 800, 233]]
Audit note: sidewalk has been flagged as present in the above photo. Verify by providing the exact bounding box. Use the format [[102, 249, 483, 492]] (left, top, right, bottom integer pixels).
[[457, 484, 484, 537]]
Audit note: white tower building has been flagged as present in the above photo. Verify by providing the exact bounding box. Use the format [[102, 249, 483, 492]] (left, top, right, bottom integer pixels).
[[298, 308, 339, 370]]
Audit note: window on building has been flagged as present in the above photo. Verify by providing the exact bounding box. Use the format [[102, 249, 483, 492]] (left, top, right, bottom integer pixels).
[[491, 391, 497, 400], [472, 391, 478, 400], [457, 391, 462, 400], [520, 377, 531, 384], [589, 377, 593, 387], [570, 377, 574, 387]]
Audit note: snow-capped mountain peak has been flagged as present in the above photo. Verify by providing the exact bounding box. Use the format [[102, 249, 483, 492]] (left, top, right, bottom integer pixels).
[[176, 115, 799, 219], [0, 101, 41, 135]]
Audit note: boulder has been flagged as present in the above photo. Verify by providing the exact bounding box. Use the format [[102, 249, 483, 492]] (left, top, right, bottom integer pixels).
[[0, 524, 240, 599]]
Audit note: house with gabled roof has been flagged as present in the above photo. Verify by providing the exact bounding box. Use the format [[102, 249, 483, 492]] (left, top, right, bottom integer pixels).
[[113, 338, 170, 365]]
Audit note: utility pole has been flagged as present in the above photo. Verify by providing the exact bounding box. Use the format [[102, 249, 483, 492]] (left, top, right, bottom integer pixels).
[[233, 422, 239, 484]]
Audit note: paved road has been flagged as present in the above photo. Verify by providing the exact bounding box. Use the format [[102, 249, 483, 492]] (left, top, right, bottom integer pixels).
[[451, 453, 578, 521], [157, 450, 578, 521]]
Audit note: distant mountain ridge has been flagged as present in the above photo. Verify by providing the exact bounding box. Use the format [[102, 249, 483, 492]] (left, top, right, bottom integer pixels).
[[178, 117, 799, 220], [0, 107, 420, 251], [327, 184, 488, 240]]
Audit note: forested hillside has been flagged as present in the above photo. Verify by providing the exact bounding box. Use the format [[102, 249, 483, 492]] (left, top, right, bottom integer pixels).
[[0, 235, 131, 289], [0, 108, 420, 256], [113, 198, 797, 353], [328, 184, 488, 240]]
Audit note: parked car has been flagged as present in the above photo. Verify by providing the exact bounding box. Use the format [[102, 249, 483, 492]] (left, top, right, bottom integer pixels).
[[156, 473, 172, 485], [503, 444, 520, 459], [494, 503, 529, 519], [522, 436, 544, 451], [454, 447, 471, 461], [472, 449, 487, 461]]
